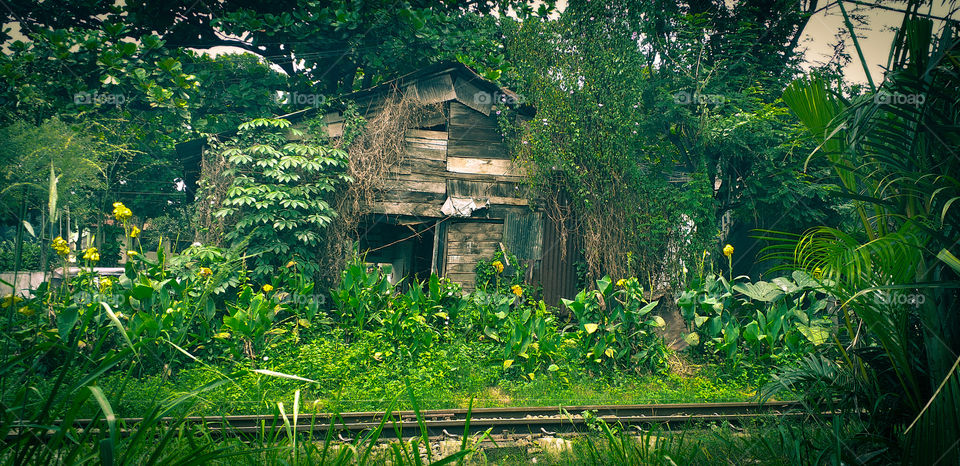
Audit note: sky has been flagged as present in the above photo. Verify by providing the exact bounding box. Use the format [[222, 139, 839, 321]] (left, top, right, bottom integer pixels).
[[794, 0, 957, 84]]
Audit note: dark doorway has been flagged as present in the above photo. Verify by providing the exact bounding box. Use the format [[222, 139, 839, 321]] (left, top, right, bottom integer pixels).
[[358, 217, 435, 289]]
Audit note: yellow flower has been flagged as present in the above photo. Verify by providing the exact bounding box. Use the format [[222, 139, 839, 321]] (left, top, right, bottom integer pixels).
[[127, 250, 138, 257], [286, 260, 297, 268], [112, 202, 132, 222], [723, 244, 734, 257], [2, 294, 23, 308], [198, 267, 213, 277], [616, 278, 627, 287], [82, 247, 99, 262], [511, 284, 523, 297], [52, 236, 71, 256], [813, 267, 823, 280], [262, 284, 274, 293], [99, 277, 113, 291], [213, 332, 231, 339], [129, 225, 140, 238], [492, 260, 504, 273]]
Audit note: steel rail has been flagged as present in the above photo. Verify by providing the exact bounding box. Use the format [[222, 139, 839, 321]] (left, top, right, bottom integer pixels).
[[9, 401, 813, 441]]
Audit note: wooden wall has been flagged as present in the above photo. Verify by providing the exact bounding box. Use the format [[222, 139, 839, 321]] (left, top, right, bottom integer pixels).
[[442, 220, 503, 291], [320, 69, 547, 292]]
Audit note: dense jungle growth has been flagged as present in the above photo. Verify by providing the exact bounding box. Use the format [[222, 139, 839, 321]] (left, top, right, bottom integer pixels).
[[1, 0, 958, 464]]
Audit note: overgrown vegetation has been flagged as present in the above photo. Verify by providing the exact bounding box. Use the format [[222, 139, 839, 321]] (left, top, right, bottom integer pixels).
[[2, 0, 958, 464]]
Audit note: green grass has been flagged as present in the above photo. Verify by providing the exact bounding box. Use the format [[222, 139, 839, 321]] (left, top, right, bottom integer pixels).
[[100, 333, 765, 417]]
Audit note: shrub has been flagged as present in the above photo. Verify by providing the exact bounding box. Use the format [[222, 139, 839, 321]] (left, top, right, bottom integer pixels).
[[562, 276, 669, 373]]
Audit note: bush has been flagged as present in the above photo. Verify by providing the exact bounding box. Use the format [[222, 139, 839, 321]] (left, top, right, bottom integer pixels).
[[0, 237, 45, 270], [562, 276, 669, 374], [676, 271, 836, 366]]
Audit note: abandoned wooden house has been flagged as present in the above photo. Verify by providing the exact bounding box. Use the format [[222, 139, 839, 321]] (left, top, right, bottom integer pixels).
[[179, 62, 579, 305]]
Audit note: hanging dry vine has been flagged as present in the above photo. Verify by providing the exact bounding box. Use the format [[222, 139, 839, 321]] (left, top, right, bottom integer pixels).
[[315, 88, 441, 286]]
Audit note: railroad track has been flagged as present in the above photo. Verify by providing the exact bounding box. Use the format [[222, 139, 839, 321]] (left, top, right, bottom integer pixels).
[[12, 401, 810, 442]]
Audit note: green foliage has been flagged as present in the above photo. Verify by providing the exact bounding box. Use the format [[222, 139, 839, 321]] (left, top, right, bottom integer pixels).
[[329, 257, 395, 333], [475, 249, 526, 293], [167, 242, 248, 296], [0, 118, 108, 224], [501, 1, 832, 283], [477, 292, 567, 381], [766, 10, 960, 464], [0, 237, 45, 270], [213, 117, 351, 281], [329, 256, 468, 358], [676, 271, 834, 366], [562, 276, 668, 373]]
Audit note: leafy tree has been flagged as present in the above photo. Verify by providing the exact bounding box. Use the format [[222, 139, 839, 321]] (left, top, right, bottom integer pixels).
[[767, 9, 960, 463], [1, 0, 552, 97], [212, 118, 351, 281], [502, 0, 838, 284], [0, 118, 106, 223]]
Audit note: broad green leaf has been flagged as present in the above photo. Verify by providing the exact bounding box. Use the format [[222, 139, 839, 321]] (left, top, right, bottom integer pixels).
[[937, 249, 960, 274], [733, 281, 783, 302], [796, 323, 830, 345]]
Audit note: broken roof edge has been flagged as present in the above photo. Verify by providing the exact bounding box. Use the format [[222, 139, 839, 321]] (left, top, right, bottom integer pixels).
[[175, 60, 532, 160], [277, 60, 531, 121]]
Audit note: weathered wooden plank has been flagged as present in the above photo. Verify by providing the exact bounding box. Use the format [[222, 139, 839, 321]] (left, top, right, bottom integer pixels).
[[442, 171, 527, 184], [391, 171, 445, 184], [375, 191, 446, 204], [445, 262, 484, 274], [445, 178, 532, 205], [453, 78, 491, 115], [406, 129, 448, 141], [446, 237, 502, 246], [485, 205, 539, 220], [445, 222, 503, 234], [446, 240, 502, 251], [419, 107, 447, 129], [445, 254, 490, 263], [386, 164, 412, 175], [403, 145, 446, 162], [449, 102, 497, 128], [380, 180, 446, 194], [447, 157, 524, 177], [412, 73, 457, 104], [447, 140, 509, 160], [370, 202, 443, 217], [399, 156, 447, 170], [448, 124, 502, 143], [405, 138, 447, 147], [487, 196, 529, 206], [445, 243, 499, 255]]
